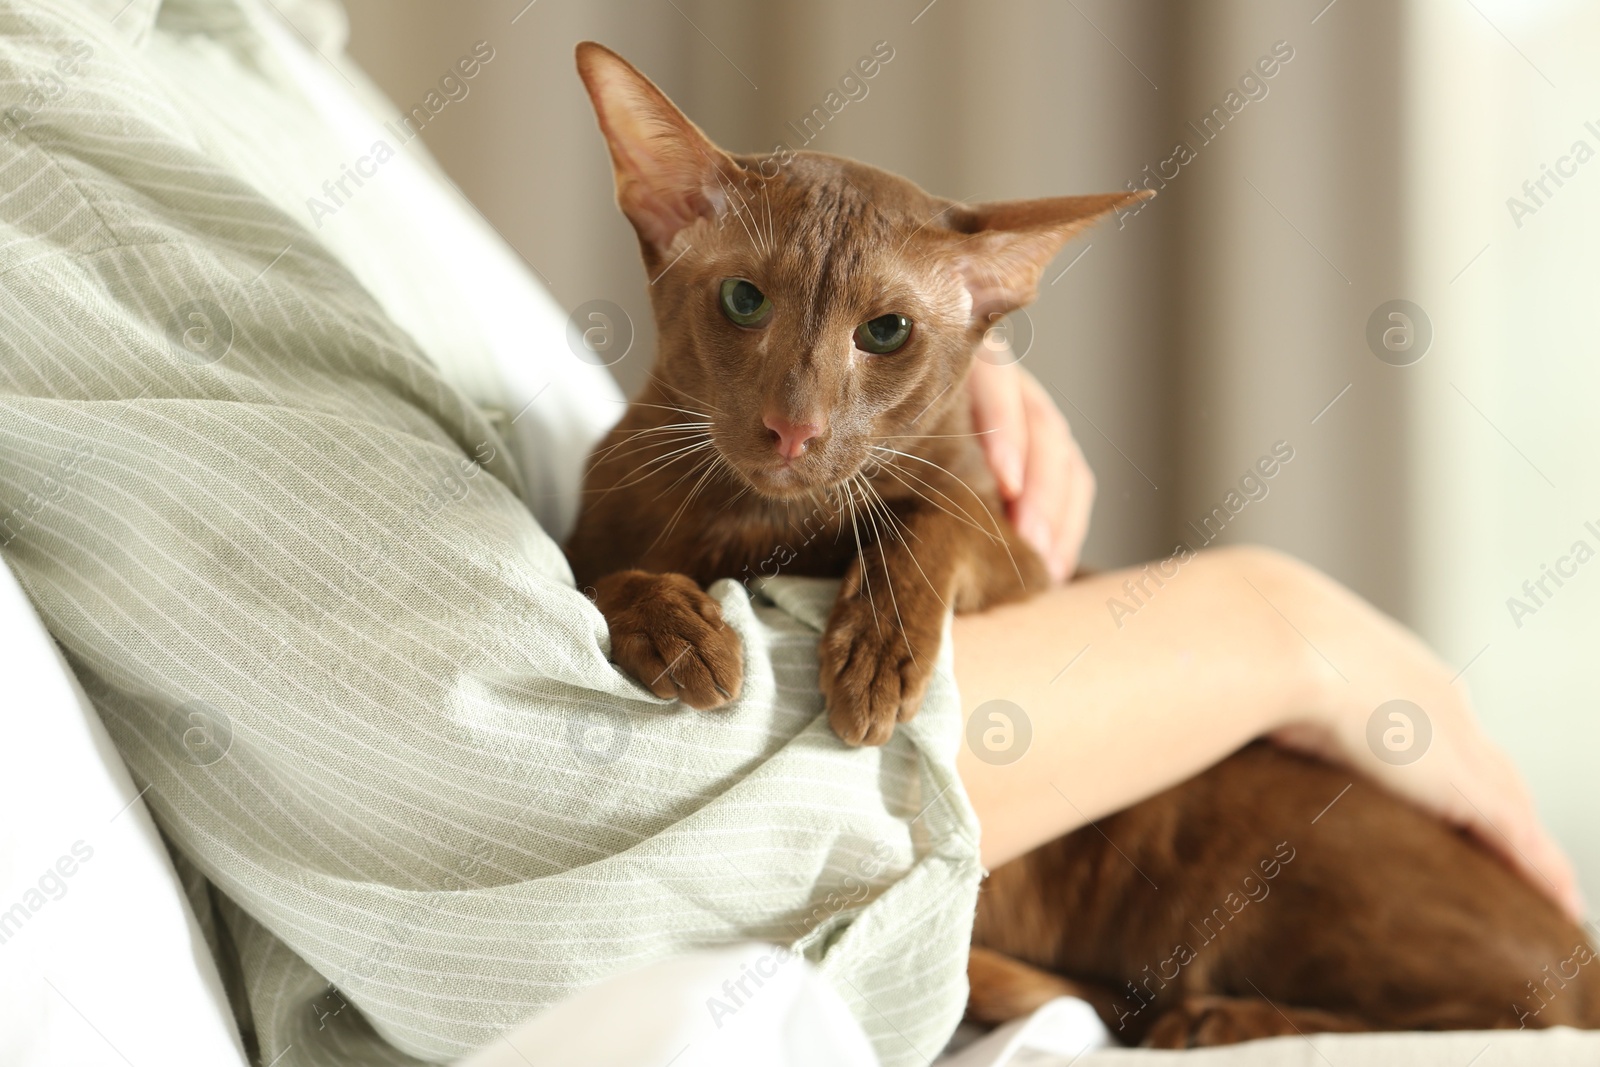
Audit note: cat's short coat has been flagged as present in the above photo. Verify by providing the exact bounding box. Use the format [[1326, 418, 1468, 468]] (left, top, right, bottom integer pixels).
[[562, 42, 1600, 1046]]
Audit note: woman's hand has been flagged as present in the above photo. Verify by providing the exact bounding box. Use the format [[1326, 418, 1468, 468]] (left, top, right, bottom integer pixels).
[[967, 347, 1094, 582], [1264, 554, 1586, 921]]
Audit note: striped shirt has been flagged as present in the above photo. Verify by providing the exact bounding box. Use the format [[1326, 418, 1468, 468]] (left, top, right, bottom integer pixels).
[[0, 1, 981, 1063]]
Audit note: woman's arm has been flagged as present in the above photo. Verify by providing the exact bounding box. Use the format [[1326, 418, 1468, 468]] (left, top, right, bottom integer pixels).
[[953, 544, 1585, 921]]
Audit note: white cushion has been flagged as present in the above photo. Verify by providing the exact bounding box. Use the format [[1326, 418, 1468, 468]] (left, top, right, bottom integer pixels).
[[0, 556, 247, 1067]]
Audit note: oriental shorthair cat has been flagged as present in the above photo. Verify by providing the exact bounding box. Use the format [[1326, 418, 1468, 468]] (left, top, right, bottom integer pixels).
[[563, 42, 1599, 1047]]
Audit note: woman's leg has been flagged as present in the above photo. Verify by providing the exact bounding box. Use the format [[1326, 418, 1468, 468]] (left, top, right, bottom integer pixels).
[[951, 545, 1584, 920]]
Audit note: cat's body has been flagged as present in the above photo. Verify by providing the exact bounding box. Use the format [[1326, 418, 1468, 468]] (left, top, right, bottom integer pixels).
[[564, 42, 1600, 1047], [969, 743, 1600, 1045]]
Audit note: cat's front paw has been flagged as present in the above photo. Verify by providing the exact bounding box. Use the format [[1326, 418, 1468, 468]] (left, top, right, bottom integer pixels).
[[592, 570, 743, 710], [819, 594, 936, 746]]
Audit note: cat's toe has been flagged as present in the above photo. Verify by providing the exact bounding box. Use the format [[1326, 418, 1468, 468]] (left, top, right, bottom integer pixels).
[[599, 572, 743, 709], [819, 599, 930, 746], [615, 625, 742, 709], [824, 680, 900, 747]]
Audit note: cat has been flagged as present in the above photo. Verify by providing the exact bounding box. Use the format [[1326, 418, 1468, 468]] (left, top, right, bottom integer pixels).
[[562, 42, 1600, 1047], [561, 42, 1120, 745]]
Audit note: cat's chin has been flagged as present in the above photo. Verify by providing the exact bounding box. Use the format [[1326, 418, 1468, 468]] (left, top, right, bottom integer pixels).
[[738, 462, 836, 502]]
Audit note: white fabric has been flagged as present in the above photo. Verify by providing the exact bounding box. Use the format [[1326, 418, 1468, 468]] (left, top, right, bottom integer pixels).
[[0, 555, 248, 1067], [939, 999, 1112, 1067], [456, 943, 878, 1067]]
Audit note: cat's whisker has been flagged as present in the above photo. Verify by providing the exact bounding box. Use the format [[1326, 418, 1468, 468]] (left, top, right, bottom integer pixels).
[[589, 429, 712, 469], [851, 472, 898, 547], [649, 379, 727, 419], [672, 450, 739, 539], [841, 479, 883, 633], [846, 484, 883, 633], [812, 482, 836, 516], [717, 475, 754, 513], [644, 464, 709, 554], [867, 449, 996, 541], [594, 423, 711, 449], [876, 429, 999, 441], [587, 422, 712, 466], [591, 437, 717, 498], [642, 379, 724, 418], [623, 398, 718, 421], [859, 475, 935, 586], [871, 445, 1026, 590], [858, 488, 922, 662], [630, 421, 714, 432], [714, 169, 764, 256], [868, 446, 993, 522], [855, 473, 947, 615], [647, 452, 727, 554], [736, 172, 773, 257], [870, 460, 1004, 559], [648, 436, 727, 516], [628, 420, 713, 431], [829, 484, 850, 546], [626, 433, 715, 470], [852, 474, 912, 656], [585, 444, 706, 493], [762, 181, 775, 257], [582, 446, 705, 496], [647, 441, 724, 500], [751, 181, 773, 258]]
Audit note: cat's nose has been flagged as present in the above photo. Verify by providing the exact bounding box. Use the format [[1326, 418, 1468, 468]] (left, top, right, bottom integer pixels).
[[763, 413, 823, 460]]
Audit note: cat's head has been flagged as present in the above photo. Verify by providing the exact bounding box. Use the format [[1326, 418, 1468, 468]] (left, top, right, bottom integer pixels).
[[576, 42, 1146, 501]]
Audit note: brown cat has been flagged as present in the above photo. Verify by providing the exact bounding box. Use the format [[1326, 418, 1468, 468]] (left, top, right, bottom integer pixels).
[[563, 42, 1123, 745], [563, 42, 1600, 1047]]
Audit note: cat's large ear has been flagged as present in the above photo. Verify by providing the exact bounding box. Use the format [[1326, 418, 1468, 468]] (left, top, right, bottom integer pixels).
[[946, 192, 1154, 320], [576, 42, 736, 258]]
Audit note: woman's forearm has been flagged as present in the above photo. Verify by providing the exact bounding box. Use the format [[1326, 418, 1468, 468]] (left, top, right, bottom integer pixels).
[[953, 544, 1321, 869], [952, 543, 1583, 919]]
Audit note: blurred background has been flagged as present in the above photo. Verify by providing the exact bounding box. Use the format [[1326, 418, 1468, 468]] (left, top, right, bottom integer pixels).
[[338, 0, 1600, 898]]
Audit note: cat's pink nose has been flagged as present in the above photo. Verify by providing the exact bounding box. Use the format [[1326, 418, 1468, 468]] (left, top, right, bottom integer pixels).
[[763, 413, 823, 460]]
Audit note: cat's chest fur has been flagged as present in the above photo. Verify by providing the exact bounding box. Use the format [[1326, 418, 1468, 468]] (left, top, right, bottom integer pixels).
[[693, 495, 876, 585]]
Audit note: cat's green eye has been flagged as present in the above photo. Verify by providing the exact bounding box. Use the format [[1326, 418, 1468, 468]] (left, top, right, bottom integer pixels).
[[719, 278, 772, 327], [855, 313, 912, 354]]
